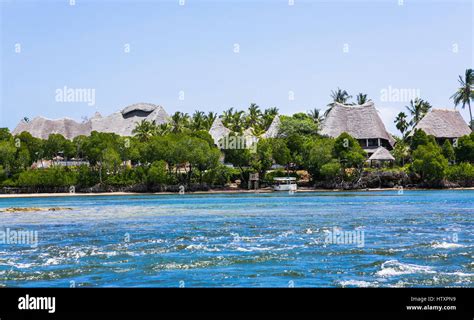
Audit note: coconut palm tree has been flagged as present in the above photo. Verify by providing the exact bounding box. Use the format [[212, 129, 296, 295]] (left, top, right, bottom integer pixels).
[[247, 103, 262, 128], [170, 112, 190, 133], [230, 110, 246, 133], [204, 112, 217, 130], [262, 107, 279, 130], [405, 98, 432, 127], [221, 107, 235, 128], [356, 93, 371, 105], [325, 88, 352, 116], [265, 107, 279, 117], [394, 112, 409, 138], [308, 108, 324, 125], [451, 68, 474, 130], [132, 119, 157, 142], [190, 110, 206, 131], [156, 123, 172, 136]]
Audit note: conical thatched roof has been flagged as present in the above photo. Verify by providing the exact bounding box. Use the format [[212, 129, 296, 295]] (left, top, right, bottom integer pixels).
[[412, 109, 471, 138], [263, 115, 281, 138], [320, 102, 395, 146], [209, 117, 231, 145], [13, 103, 170, 139], [368, 146, 395, 161]]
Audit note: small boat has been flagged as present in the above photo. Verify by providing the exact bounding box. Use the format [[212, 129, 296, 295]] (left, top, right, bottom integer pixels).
[[273, 177, 297, 191]]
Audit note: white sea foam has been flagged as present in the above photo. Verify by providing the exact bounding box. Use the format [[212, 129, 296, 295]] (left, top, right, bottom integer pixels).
[[44, 258, 61, 265], [431, 242, 465, 249], [185, 244, 220, 252], [339, 280, 376, 287], [442, 271, 473, 277], [376, 260, 436, 277], [235, 246, 274, 252]]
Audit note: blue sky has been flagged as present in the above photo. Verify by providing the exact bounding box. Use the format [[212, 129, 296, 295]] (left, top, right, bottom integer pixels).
[[1, 0, 472, 134]]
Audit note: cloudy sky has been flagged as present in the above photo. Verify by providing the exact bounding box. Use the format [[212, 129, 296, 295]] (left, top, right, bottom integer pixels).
[[1, 0, 472, 134]]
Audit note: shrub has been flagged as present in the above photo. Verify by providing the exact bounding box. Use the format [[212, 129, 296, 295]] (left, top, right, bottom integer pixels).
[[411, 143, 448, 182], [203, 165, 235, 186], [320, 160, 342, 181], [147, 161, 169, 185], [446, 162, 474, 184], [17, 167, 78, 187]]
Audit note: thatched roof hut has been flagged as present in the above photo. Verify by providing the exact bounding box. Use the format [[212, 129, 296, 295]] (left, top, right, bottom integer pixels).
[[368, 146, 395, 162], [320, 102, 395, 149], [209, 117, 231, 145], [263, 115, 281, 139], [13, 103, 169, 139], [411, 109, 471, 139]]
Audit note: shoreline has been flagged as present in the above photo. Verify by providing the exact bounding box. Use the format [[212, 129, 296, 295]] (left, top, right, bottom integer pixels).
[[0, 187, 473, 199]]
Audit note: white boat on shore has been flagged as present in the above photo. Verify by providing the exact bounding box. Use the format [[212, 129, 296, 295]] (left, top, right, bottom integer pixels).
[[273, 177, 297, 191]]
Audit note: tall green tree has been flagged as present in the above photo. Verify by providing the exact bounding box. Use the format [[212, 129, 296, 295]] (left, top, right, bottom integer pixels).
[[132, 119, 157, 142], [405, 98, 432, 127], [204, 112, 217, 131], [247, 103, 262, 128], [451, 68, 474, 130], [170, 112, 190, 134], [454, 132, 474, 163], [303, 138, 335, 180], [325, 88, 352, 116], [308, 108, 324, 125], [394, 112, 409, 137], [191, 111, 206, 131], [355, 93, 371, 105], [441, 139, 456, 163], [412, 143, 448, 182], [333, 132, 366, 169]]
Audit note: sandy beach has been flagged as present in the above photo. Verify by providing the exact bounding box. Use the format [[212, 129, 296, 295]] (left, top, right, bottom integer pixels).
[[1, 187, 473, 199]]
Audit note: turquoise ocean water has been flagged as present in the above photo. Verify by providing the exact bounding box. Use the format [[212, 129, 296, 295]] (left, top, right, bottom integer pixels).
[[0, 190, 472, 287]]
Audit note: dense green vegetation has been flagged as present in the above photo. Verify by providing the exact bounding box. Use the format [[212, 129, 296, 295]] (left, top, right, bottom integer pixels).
[[1, 68, 473, 192], [1, 112, 473, 191]]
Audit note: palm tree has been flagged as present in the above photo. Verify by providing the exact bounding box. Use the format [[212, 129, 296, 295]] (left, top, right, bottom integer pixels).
[[230, 110, 246, 133], [394, 112, 409, 138], [451, 68, 474, 130], [265, 107, 279, 117], [132, 119, 157, 142], [325, 88, 352, 116], [191, 110, 206, 131], [222, 107, 235, 128], [156, 123, 171, 136], [308, 108, 324, 125], [204, 112, 217, 130], [170, 112, 190, 133], [405, 98, 432, 127], [247, 103, 262, 128], [262, 107, 279, 130], [356, 93, 371, 105]]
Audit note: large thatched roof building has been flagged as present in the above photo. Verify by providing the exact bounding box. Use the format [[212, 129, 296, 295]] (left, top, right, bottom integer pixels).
[[12, 117, 91, 140], [13, 103, 169, 139], [411, 109, 471, 141], [320, 102, 395, 153]]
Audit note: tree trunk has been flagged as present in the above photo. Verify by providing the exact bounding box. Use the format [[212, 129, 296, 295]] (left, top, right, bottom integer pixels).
[[468, 100, 473, 130]]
